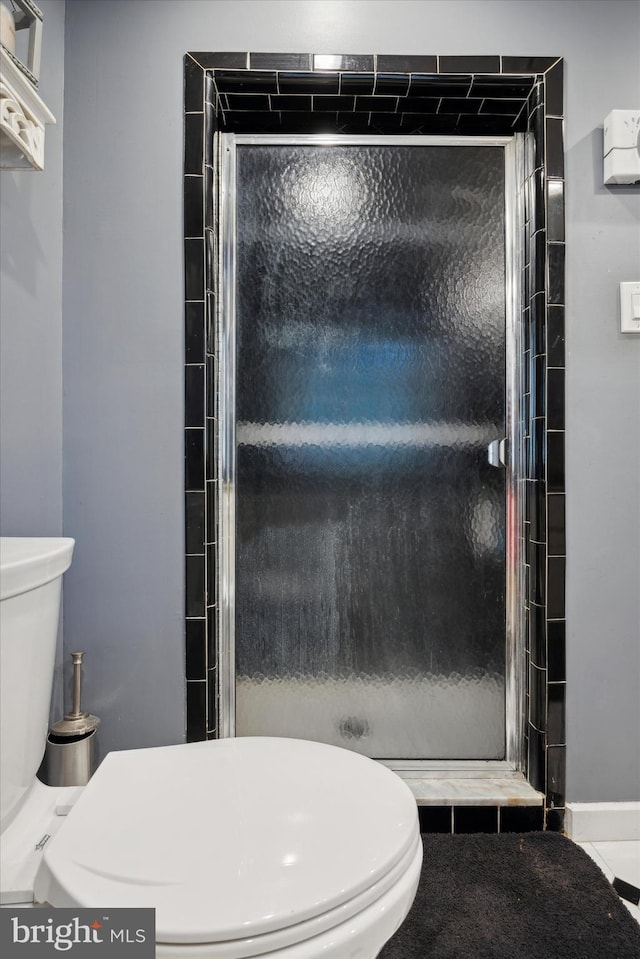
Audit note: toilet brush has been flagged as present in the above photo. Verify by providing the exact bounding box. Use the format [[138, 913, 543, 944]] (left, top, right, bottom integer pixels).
[[46, 652, 100, 786]]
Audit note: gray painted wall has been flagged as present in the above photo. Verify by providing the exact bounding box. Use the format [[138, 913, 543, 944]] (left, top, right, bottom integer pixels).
[[1, 0, 67, 720], [61, 0, 639, 799], [1, 0, 65, 536]]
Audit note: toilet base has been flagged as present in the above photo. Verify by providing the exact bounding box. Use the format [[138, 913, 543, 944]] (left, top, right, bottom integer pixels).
[[0, 780, 83, 905]]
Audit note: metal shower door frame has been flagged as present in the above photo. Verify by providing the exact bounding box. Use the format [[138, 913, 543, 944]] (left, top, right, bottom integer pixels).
[[216, 133, 525, 774]]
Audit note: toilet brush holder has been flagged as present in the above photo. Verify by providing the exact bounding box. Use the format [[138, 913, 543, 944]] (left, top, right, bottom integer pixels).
[[45, 651, 101, 787], [45, 728, 97, 787]]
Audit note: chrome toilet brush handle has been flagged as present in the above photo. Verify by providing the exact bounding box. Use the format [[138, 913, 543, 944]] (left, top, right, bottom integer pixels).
[[51, 652, 100, 737], [66, 651, 88, 720]]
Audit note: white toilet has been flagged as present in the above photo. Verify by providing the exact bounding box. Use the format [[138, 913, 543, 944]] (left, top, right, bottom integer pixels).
[[0, 538, 422, 958]]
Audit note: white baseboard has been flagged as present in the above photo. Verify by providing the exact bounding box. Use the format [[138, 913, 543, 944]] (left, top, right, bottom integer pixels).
[[565, 802, 640, 842]]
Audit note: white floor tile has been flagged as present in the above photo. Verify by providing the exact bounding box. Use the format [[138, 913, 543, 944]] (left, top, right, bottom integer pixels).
[[621, 898, 640, 923], [576, 840, 640, 926], [591, 840, 640, 888]]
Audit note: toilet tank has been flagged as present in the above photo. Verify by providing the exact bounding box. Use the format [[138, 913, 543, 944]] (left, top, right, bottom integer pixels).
[[0, 538, 74, 832]]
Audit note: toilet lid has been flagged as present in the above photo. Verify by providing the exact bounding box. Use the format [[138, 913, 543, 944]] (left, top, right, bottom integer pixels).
[[35, 738, 418, 946]]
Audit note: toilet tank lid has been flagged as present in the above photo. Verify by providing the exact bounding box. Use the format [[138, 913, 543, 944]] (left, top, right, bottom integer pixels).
[[34, 737, 419, 945], [0, 538, 75, 601]]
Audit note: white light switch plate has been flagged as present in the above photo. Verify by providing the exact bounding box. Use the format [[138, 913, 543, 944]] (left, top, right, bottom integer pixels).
[[620, 282, 640, 334]]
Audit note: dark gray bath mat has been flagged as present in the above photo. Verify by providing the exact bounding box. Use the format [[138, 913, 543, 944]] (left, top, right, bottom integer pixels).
[[379, 832, 640, 959]]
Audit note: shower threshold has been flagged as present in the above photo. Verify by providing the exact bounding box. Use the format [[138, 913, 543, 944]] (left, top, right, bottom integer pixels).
[[380, 762, 544, 807]]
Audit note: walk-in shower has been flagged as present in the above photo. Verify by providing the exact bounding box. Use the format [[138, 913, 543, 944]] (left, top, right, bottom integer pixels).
[[183, 50, 567, 827], [217, 135, 524, 767]]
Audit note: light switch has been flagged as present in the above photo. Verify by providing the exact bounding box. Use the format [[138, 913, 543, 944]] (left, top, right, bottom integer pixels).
[[620, 282, 640, 334]]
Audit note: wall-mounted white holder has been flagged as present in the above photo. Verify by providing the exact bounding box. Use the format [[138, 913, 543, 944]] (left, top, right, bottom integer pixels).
[[0, 46, 55, 170], [604, 110, 640, 185], [620, 282, 640, 334], [1, 0, 44, 84]]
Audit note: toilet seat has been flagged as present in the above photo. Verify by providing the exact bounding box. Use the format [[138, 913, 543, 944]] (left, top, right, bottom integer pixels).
[[34, 738, 420, 955]]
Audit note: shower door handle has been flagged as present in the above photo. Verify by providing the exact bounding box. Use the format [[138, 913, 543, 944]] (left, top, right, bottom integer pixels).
[[487, 438, 508, 468]]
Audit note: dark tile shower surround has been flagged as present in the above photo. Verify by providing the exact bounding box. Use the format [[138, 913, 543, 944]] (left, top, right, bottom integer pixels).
[[183, 53, 566, 830]]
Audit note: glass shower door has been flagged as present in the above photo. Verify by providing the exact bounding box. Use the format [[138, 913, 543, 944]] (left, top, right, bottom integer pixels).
[[225, 139, 509, 759]]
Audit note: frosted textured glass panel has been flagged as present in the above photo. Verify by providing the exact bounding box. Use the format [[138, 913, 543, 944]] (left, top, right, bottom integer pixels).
[[234, 144, 506, 759]]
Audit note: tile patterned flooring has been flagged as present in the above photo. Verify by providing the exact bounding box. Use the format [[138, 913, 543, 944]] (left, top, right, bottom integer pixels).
[[576, 840, 640, 923]]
